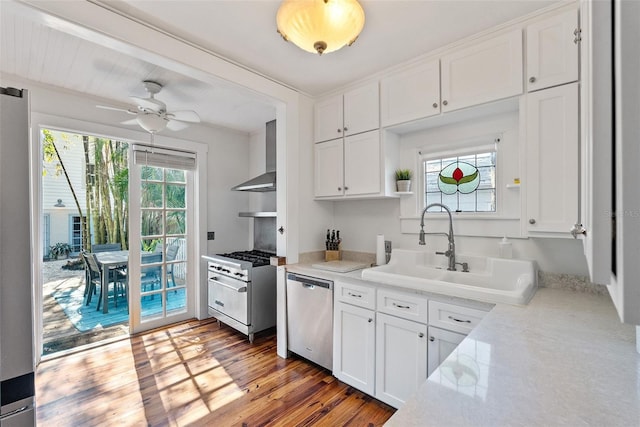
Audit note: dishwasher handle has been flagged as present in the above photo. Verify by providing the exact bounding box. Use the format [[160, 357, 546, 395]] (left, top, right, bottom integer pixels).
[[287, 272, 333, 290]]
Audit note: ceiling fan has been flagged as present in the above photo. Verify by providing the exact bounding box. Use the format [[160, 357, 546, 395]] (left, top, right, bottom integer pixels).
[[97, 80, 200, 133]]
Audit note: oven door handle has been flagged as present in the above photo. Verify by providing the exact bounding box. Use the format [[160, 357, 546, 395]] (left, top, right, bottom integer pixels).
[[209, 277, 247, 293]]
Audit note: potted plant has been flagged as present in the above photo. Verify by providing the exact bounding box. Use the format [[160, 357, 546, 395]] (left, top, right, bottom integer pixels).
[[395, 169, 413, 192], [49, 242, 72, 260]]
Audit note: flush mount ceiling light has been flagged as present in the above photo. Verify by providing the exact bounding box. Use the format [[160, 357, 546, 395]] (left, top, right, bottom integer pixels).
[[276, 0, 365, 55]]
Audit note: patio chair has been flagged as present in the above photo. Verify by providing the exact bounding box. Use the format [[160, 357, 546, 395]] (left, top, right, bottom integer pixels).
[[81, 251, 126, 311], [166, 241, 181, 289]]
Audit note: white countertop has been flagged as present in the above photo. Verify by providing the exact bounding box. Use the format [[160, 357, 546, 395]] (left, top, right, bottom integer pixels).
[[386, 287, 640, 426], [286, 263, 640, 425]]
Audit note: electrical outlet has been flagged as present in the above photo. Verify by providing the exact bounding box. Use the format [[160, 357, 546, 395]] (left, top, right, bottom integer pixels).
[[384, 240, 392, 253], [207, 231, 215, 240]]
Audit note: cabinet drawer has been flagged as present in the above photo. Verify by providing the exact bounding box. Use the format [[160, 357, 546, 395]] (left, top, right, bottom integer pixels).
[[428, 300, 488, 334], [335, 281, 376, 310], [377, 289, 428, 324]]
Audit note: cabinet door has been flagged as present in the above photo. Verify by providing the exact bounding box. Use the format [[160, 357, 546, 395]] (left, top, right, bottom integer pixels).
[[525, 83, 579, 235], [333, 302, 376, 395], [344, 131, 381, 196], [526, 9, 579, 92], [314, 139, 344, 197], [427, 326, 466, 376], [441, 30, 523, 112], [380, 59, 440, 127], [314, 95, 344, 143], [343, 82, 379, 136], [375, 312, 428, 409]]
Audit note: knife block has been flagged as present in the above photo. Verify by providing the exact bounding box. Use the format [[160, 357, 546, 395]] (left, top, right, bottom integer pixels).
[[325, 249, 341, 261]]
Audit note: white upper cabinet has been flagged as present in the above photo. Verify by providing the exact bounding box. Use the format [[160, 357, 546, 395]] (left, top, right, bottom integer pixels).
[[526, 9, 579, 92], [314, 82, 379, 143], [314, 130, 382, 198], [525, 82, 579, 236], [441, 30, 523, 113], [314, 138, 344, 198], [343, 131, 381, 196], [314, 95, 344, 143], [380, 59, 441, 127]]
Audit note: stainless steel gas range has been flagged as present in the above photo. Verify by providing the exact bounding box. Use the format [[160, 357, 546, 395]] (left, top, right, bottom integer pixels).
[[204, 250, 276, 343]]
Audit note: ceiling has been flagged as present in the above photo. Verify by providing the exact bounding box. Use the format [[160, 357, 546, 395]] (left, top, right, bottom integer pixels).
[[0, 0, 564, 133]]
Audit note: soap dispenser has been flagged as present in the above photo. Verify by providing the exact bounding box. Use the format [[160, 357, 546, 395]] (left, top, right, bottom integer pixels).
[[499, 236, 513, 259]]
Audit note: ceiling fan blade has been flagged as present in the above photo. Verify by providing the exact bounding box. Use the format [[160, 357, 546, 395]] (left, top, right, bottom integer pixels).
[[166, 119, 190, 131], [167, 110, 200, 123], [121, 118, 139, 126], [96, 105, 136, 115], [130, 96, 165, 112]]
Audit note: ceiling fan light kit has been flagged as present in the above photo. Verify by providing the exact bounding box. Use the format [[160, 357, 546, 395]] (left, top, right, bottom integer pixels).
[[136, 112, 168, 134], [96, 80, 200, 134], [276, 0, 365, 55]]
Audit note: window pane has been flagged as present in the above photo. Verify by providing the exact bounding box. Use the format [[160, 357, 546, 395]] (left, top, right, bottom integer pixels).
[[425, 160, 442, 173], [457, 192, 477, 212], [141, 210, 163, 236], [477, 166, 495, 189], [166, 211, 186, 235], [166, 169, 186, 183], [167, 288, 186, 314], [141, 182, 163, 208], [141, 165, 163, 181], [476, 189, 496, 212], [476, 152, 495, 167], [441, 193, 458, 211], [166, 184, 186, 208]]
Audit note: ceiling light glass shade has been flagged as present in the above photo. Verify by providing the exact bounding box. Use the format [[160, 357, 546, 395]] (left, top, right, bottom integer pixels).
[[277, 0, 365, 55], [136, 113, 167, 133]]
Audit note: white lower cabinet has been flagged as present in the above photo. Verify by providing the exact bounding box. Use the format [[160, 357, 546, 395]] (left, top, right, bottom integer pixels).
[[427, 326, 466, 376], [333, 301, 376, 395], [332, 281, 491, 409], [375, 312, 428, 408]]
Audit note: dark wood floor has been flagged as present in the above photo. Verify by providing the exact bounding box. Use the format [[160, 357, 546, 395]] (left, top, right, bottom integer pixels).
[[36, 318, 395, 426]]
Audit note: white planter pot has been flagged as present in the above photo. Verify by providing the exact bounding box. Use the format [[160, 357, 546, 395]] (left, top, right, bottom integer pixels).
[[396, 180, 411, 192]]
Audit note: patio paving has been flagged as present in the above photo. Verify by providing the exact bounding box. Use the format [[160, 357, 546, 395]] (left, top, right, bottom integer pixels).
[[43, 258, 128, 356]]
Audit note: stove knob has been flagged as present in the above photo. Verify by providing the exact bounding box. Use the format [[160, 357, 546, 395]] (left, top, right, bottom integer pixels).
[[222, 268, 231, 273], [215, 266, 223, 271], [235, 272, 244, 277]]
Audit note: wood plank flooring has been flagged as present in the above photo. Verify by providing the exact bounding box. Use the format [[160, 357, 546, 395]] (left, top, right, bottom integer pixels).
[[36, 318, 396, 426]]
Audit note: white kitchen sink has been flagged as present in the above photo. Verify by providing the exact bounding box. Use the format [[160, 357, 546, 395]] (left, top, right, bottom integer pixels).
[[361, 249, 537, 305]]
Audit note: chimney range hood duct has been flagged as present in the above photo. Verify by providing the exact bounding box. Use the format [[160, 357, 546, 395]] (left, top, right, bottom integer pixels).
[[232, 119, 277, 192]]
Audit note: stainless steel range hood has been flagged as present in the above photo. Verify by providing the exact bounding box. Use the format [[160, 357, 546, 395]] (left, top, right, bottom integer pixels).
[[232, 119, 276, 192]]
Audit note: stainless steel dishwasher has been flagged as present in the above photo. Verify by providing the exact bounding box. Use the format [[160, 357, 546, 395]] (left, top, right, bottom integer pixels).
[[286, 272, 334, 370]]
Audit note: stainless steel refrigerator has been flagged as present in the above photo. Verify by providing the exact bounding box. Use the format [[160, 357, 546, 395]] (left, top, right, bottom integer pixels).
[[0, 87, 35, 425]]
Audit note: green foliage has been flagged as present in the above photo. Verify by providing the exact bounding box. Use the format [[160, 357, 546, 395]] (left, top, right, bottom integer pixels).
[[395, 168, 413, 180], [49, 242, 72, 258]]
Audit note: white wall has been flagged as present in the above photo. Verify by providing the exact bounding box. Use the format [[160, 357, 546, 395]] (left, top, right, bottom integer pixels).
[[1, 75, 253, 255]]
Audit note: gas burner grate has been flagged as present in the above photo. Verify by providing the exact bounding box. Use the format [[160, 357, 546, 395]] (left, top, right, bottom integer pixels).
[[219, 250, 274, 267]]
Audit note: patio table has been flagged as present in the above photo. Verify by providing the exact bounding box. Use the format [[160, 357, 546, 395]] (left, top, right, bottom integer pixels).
[[93, 250, 154, 314]]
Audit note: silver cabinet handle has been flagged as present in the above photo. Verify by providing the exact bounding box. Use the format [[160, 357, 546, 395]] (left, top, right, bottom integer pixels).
[[348, 292, 362, 298], [338, 187, 342, 191], [448, 315, 471, 323], [344, 186, 349, 191], [419, 332, 424, 338], [529, 76, 536, 83], [529, 218, 536, 224], [429, 336, 435, 342], [337, 128, 342, 133], [432, 102, 438, 108], [343, 126, 348, 132], [368, 318, 373, 323], [393, 302, 410, 309], [442, 100, 448, 106], [570, 223, 587, 239], [214, 299, 224, 307]]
